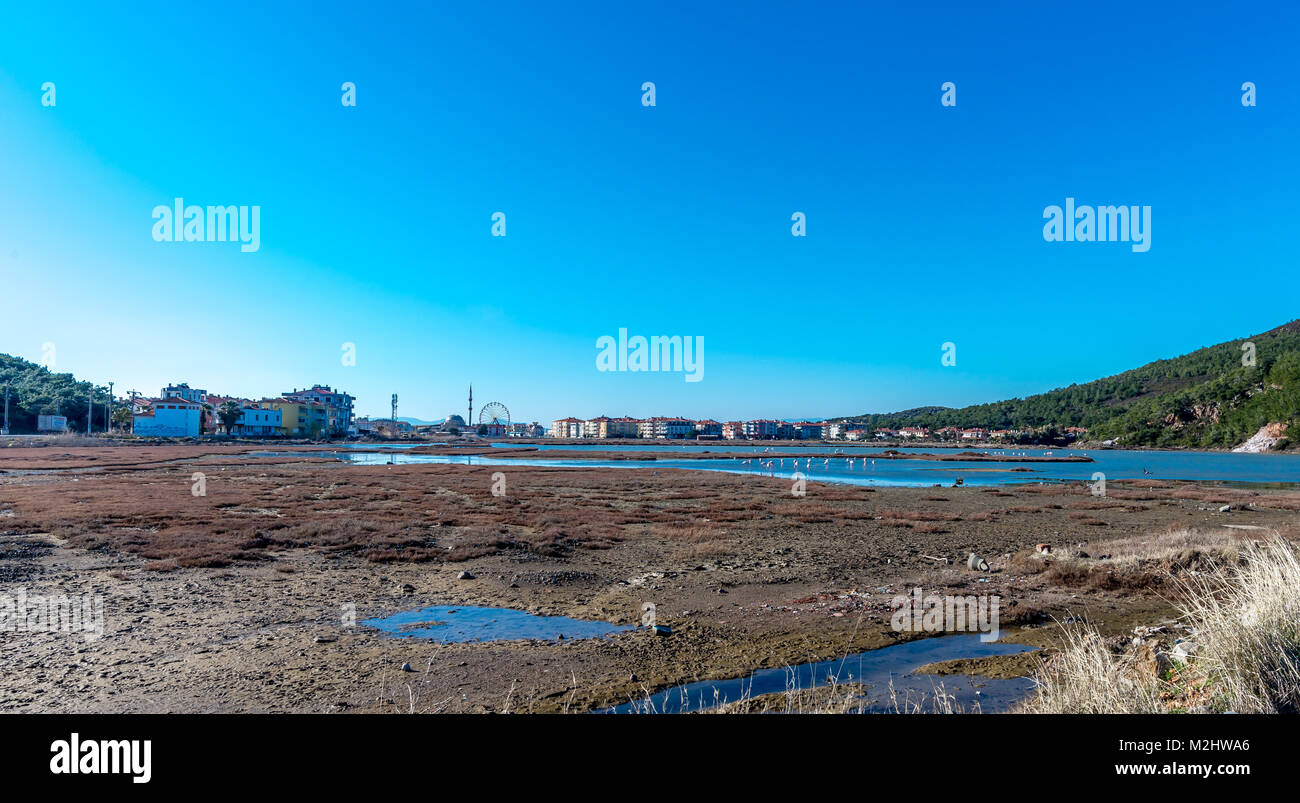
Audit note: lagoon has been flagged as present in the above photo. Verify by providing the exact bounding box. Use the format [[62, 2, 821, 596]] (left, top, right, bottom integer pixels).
[[328, 443, 1300, 488]]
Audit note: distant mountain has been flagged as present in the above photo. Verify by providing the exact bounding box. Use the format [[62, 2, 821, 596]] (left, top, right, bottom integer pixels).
[[396, 417, 443, 426], [0, 353, 110, 433], [841, 321, 1300, 449]]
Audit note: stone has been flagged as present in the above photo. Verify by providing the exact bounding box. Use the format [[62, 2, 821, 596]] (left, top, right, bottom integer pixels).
[[457, 571, 475, 580], [650, 624, 671, 637], [400, 662, 413, 672], [399, 583, 415, 595], [1218, 505, 1231, 513], [1172, 641, 1199, 661]]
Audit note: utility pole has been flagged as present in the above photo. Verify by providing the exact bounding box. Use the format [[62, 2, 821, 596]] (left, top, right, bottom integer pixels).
[[391, 393, 397, 423], [106, 382, 114, 434], [468, 383, 473, 429], [87, 386, 93, 435], [127, 390, 139, 436]]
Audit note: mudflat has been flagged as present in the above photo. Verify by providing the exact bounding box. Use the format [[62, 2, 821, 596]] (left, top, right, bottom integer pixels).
[[1, 444, 1295, 713]]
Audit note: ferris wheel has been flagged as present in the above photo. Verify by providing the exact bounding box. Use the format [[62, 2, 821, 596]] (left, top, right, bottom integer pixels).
[[478, 402, 510, 428]]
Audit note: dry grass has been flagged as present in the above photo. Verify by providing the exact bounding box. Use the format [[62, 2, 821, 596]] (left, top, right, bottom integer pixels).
[[1180, 540, 1300, 712], [1014, 525, 1253, 591], [1019, 624, 1165, 713], [1022, 535, 1300, 713]]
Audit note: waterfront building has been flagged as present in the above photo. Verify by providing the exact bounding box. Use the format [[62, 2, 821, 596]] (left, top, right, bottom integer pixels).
[[281, 385, 355, 435], [133, 397, 204, 437]]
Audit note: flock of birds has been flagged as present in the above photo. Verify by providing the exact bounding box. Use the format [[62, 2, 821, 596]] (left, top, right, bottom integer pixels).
[[730, 446, 1097, 478], [738, 454, 874, 477]]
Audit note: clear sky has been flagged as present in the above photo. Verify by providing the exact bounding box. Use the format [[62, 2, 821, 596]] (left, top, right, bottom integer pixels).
[[1, 1, 1295, 424]]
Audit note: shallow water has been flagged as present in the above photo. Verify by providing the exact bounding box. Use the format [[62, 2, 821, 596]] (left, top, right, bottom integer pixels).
[[316, 442, 1300, 488], [602, 633, 1037, 714], [361, 604, 634, 642]]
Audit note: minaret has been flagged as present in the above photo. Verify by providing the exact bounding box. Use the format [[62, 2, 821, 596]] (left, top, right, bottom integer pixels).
[[468, 384, 473, 427]]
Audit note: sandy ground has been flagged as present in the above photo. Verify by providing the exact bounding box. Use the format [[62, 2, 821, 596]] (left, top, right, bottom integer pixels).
[[1, 444, 1295, 713]]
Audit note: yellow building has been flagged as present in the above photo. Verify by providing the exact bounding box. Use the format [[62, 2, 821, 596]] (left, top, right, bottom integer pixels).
[[258, 399, 329, 438]]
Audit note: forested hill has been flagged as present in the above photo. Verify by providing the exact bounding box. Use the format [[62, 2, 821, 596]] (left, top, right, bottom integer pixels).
[[845, 320, 1300, 448], [0, 352, 110, 433]]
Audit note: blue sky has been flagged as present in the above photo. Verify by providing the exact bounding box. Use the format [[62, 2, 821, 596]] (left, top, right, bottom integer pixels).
[[1, 1, 1296, 424]]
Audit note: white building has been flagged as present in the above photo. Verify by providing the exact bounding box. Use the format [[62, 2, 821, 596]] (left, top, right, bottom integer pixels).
[[638, 417, 693, 439], [551, 418, 584, 438], [133, 398, 203, 437], [162, 383, 207, 403]]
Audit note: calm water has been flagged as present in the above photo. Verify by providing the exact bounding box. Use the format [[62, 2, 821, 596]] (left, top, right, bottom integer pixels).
[[323, 442, 1300, 487], [602, 634, 1037, 714], [362, 605, 633, 642]]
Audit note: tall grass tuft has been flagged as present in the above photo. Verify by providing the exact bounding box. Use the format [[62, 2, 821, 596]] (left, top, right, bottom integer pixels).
[[1022, 536, 1300, 713], [1180, 539, 1300, 713]]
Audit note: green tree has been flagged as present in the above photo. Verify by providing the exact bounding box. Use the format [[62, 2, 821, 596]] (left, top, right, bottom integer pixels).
[[218, 401, 243, 435], [112, 405, 133, 431]]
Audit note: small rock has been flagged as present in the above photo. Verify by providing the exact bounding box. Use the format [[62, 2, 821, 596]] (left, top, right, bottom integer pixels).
[[399, 583, 415, 595], [1218, 504, 1231, 513], [650, 624, 671, 637], [1172, 641, 1199, 661], [457, 571, 475, 580], [400, 662, 413, 672]]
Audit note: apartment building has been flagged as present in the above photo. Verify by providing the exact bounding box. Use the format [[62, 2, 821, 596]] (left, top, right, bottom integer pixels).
[[162, 383, 207, 404], [236, 405, 283, 436], [634, 417, 691, 439], [258, 399, 329, 437], [694, 420, 722, 437], [281, 385, 355, 435], [551, 417, 584, 438]]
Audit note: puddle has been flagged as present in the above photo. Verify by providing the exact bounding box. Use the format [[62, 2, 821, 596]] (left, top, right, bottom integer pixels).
[[603, 634, 1037, 714], [362, 605, 634, 643]]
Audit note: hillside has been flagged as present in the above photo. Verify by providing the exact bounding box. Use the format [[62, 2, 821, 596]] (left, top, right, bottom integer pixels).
[[0, 353, 110, 433], [847, 320, 1300, 449]]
